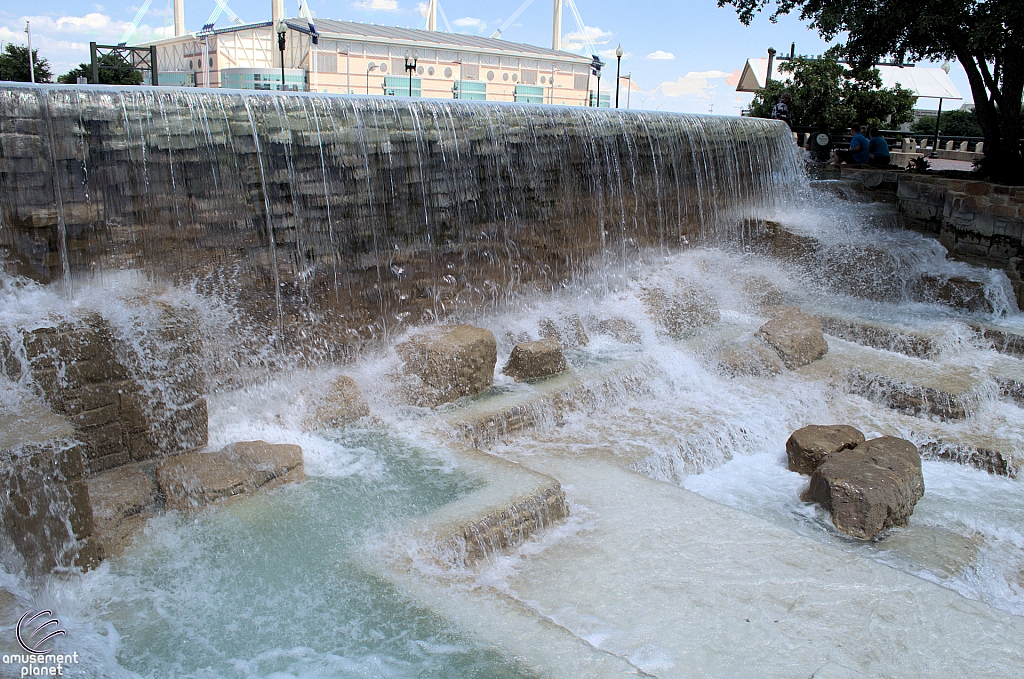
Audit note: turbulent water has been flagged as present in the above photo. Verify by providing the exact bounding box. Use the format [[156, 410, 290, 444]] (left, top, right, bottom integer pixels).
[[2, 88, 1024, 677]]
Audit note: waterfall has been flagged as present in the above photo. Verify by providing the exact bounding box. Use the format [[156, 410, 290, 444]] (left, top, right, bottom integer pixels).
[[0, 85, 804, 360]]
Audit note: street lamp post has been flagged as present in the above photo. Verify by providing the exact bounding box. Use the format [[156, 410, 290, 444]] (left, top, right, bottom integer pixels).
[[404, 50, 418, 97], [590, 55, 604, 107], [277, 20, 287, 91], [614, 44, 623, 108], [626, 73, 632, 109], [366, 63, 377, 95]]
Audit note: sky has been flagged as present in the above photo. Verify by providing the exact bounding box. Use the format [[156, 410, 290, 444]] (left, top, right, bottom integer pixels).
[[0, 0, 975, 116]]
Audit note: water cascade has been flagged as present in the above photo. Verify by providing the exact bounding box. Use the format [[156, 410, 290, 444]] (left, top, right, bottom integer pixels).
[[2, 85, 1024, 677]]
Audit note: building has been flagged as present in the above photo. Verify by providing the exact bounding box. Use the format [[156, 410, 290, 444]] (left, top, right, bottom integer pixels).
[[140, 0, 604, 106]]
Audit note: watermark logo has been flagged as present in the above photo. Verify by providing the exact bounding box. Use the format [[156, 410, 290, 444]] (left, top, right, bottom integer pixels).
[[4, 610, 79, 677], [17, 611, 65, 654]]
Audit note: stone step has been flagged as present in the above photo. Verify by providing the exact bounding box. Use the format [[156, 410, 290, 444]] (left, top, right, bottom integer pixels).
[[818, 315, 938, 358], [386, 453, 1024, 678]]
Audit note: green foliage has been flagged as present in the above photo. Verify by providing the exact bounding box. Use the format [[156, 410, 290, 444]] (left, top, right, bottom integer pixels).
[[748, 53, 914, 129], [718, 0, 1024, 183], [0, 44, 53, 83], [58, 53, 144, 86], [911, 109, 983, 136]]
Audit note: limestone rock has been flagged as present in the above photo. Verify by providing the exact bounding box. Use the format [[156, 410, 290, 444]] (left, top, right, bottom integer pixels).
[[595, 318, 642, 345], [804, 436, 924, 540], [307, 375, 369, 430], [742, 276, 785, 310], [86, 464, 156, 558], [786, 424, 866, 475], [880, 525, 979, 579], [641, 284, 719, 338], [756, 309, 828, 369], [502, 339, 568, 382], [910, 274, 992, 313], [716, 340, 783, 377], [539, 315, 589, 349], [157, 441, 304, 511], [397, 324, 497, 407]]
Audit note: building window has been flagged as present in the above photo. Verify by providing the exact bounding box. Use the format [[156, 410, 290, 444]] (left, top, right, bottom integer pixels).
[[379, 62, 388, 73], [540, 75, 546, 84], [317, 53, 338, 73], [502, 72, 509, 81], [453, 80, 487, 100], [512, 73, 518, 82], [188, 60, 193, 70], [486, 70, 494, 81], [443, 66, 452, 78], [384, 75, 421, 97], [417, 65, 424, 75], [514, 84, 544, 104]]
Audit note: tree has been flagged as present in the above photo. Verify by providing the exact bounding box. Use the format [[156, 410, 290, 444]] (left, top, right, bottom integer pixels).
[[749, 52, 915, 128], [718, 0, 1024, 183], [0, 44, 53, 83], [58, 53, 144, 86], [911, 109, 984, 136]]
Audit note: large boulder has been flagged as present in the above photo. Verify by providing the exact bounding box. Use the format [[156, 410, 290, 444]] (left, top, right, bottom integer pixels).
[[306, 375, 370, 430], [502, 338, 568, 382], [803, 436, 924, 539], [641, 283, 719, 338], [157, 441, 304, 511], [757, 309, 828, 369], [396, 324, 497, 406], [786, 424, 866, 475]]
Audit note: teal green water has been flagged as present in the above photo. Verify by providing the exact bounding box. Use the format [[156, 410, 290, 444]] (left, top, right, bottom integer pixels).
[[97, 429, 535, 678]]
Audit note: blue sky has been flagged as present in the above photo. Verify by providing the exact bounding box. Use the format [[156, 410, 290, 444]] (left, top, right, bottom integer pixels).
[[1, 0, 974, 115]]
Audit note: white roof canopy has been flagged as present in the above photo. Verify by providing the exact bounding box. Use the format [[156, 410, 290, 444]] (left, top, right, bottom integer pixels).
[[736, 58, 961, 100]]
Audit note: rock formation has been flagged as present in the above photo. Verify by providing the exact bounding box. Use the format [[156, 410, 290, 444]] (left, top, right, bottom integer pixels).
[[756, 308, 829, 368], [397, 324, 498, 406], [157, 441, 304, 511], [716, 339, 784, 377], [786, 425, 866, 475], [641, 283, 720, 338], [307, 375, 370, 430], [595, 318, 643, 345], [803, 436, 924, 540], [502, 339, 568, 382]]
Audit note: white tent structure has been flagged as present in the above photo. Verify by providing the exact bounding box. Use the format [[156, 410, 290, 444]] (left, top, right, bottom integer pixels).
[[735, 57, 961, 103]]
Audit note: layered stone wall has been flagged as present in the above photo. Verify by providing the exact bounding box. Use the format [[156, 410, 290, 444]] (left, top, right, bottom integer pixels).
[[839, 168, 1024, 309]]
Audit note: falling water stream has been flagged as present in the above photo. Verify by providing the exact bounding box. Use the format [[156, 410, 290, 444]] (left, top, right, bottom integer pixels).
[[2, 86, 1024, 677]]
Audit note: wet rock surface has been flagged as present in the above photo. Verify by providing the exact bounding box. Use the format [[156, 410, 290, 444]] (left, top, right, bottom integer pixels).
[[804, 436, 924, 540], [86, 464, 157, 558], [756, 309, 829, 369], [641, 283, 720, 338], [157, 441, 304, 511], [397, 324, 498, 407], [538, 315, 589, 349], [502, 339, 568, 382], [307, 375, 370, 430], [786, 425, 866, 475], [741, 276, 785, 310], [594, 318, 643, 345], [715, 339, 784, 377]]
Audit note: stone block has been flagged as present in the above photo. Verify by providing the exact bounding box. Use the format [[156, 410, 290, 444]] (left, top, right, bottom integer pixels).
[[756, 309, 828, 369], [804, 436, 924, 540], [641, 283, 719, 338], [715, 339, 783, 377], [595, 318, 642, 344], [157, 441, 304, 511], [87, 464, 156, 558], [502, 339, 568, 382], [965, 182, 991, 196], [306, 375, 370, 430], [786, 424, 866, 475], [397, 325, 497, 407]]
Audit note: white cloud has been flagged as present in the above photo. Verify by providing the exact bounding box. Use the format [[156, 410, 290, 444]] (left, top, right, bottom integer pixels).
[[352, 0, 399, 11], [416, 2, 429, 18], [658, 70, 731, 99], [452, 16, 486, 32], [562, 25, 612, 51], [598, 48, 630, 60], [647, 50, 674, 60]]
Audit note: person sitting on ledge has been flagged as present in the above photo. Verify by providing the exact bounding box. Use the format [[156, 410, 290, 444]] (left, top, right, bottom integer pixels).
[[868, 127, 891, 167], [833, 124, 870, 165]]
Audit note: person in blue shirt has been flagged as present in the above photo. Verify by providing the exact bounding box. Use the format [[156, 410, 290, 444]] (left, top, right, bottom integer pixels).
[[833, 124, 870, 165], [867, 127, 891, 166]]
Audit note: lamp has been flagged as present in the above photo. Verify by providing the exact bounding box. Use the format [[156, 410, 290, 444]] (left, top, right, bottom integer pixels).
[[366, 62, 377, 95], [614, 44, 623, 108], [404, 49, 418, 97], [277, 19, 287, 90]]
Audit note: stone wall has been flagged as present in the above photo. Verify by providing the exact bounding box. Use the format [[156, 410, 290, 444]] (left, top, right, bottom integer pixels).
[[838, 168, 1024, 310], [3, 313, 207, 474]]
